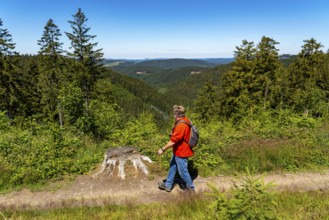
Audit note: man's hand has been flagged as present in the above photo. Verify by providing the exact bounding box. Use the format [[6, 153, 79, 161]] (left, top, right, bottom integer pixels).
[[157, 148, 164, 155], [158, 141, 174, 156]]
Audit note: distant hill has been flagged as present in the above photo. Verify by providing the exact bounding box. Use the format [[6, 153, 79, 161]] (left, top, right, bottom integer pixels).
[[200, 58, 235, 65], [104, 58, 234, 109], [142, 66, 210, 89], [163, 64, 232, 107], [105, 58, 233, 79], [135, 58, 216, 69], [279, 54, 297, 67], [102, 55, 300, 120]]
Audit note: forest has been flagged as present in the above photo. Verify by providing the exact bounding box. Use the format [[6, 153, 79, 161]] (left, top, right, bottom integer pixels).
[[0, 8, 329, 205]]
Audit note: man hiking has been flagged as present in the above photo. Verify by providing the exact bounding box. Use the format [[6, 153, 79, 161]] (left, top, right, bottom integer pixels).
[[157, 105, 195, 192]]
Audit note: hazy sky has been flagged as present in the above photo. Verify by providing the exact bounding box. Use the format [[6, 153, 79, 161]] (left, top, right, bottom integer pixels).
[[1, 0, 328, 59]]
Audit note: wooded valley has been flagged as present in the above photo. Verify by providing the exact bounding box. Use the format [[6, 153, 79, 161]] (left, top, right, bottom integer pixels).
[[0, 9, 328, 194]]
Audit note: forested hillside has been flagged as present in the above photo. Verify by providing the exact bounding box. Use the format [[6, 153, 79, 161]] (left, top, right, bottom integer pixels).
[[0, 9, 329, 193], [104, 70, 172, 123]]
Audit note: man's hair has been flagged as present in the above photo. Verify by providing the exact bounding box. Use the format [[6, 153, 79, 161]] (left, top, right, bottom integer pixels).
[[173, 105, 185, 117]]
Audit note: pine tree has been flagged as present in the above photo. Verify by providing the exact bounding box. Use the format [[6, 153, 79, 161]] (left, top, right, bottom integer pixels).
[[65, 8, 104, 111], [37, 19, 65, 125]]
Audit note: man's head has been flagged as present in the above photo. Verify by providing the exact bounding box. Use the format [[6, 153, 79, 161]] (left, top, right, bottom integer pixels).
[[173, 105, 185, 118]]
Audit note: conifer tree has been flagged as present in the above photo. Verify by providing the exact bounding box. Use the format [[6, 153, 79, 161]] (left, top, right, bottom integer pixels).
[[193, 81, 217, 122], [37, 19, 65, 125], [220, 37, 282, 118], [252, 36, 282, 109], [21, 57, 42, 117], [287, 38, 327, 115], [0, 19, 20, 120], [221, 40, 256, 117], [65, 8, 104, 111]]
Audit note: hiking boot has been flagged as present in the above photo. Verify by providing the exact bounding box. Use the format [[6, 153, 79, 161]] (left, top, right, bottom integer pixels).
[[181, 186, 196, 193], [158, 181, 172, 192]]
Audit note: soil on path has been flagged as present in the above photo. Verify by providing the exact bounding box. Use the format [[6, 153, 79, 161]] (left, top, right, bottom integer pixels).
[[0, 168, 329, 210]]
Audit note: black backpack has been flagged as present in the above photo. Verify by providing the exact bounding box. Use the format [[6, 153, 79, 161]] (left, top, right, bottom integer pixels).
[[175, 120, 199, 148]]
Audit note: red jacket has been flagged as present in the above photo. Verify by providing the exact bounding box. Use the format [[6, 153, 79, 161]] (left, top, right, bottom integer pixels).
[[170, 116, 194, 157]]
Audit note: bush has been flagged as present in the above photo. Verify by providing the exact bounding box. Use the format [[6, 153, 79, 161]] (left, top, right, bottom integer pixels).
[[207, 169, 277, 220]]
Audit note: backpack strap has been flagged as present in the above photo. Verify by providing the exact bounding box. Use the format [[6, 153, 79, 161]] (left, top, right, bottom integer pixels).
[[175, 119, 191, 127], [173, 119, 191, 145]]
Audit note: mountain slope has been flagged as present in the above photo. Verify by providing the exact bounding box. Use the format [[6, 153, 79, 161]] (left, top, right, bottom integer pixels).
[[136, 58, 216, 69], [107, 58, 219, 78], [103, 69, 172, 122]]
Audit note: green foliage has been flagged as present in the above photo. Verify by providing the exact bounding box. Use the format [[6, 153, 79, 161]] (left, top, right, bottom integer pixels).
[[37, 19, 65, 125], [1, 11, 329, 195], [190, 119, 226, 175], [220, 36, 282, 118], [0, 111, 10, 131], [0, 19, 16, 56], [221, 40, 256, 117], [107, 69, 172, 117], [286, 38, 328, 116], [188, 109, 329, 175], [38, 19, 63, 55], [65, 8, 103, 64], [0, 19, 22, 120], [0, 122, 96, 189], [193, 82, 217, 122], [87, 100, 124, 140], [58, 82, 84, 125], [207, 169, 277, 220]]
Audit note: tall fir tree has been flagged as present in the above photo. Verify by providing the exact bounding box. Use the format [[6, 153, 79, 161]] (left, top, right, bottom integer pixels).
[[37, 19, 65, 125], [0, 19, 21, 120], [65, 8, 104, 111]]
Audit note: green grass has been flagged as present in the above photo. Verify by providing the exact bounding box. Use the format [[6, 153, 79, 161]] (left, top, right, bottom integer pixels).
[[276, 191, 329, 220], [2, 191, 329, 220]]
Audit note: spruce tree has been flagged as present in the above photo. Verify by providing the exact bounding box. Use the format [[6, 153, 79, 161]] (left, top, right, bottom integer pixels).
[[21, 57, 41, 117], [220, 37, 282, 118], [37, 19, 65, 125], [287, 38, 327, 115], [252, 36, 282, 109], [0, 19, 20, 120], [193, 81, 217, 122], [65, 8, 104, 111], [221, 40, 256, 117]]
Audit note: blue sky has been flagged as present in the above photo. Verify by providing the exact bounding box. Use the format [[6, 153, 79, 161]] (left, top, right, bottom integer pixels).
[[0, 0, 328, 59]]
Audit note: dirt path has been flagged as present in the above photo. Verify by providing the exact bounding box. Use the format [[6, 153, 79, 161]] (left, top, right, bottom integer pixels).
[[0, 169, 329, 210]]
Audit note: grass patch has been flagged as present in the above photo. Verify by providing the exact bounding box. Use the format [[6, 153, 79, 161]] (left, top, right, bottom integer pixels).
[[2, 191, 329, 220]]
